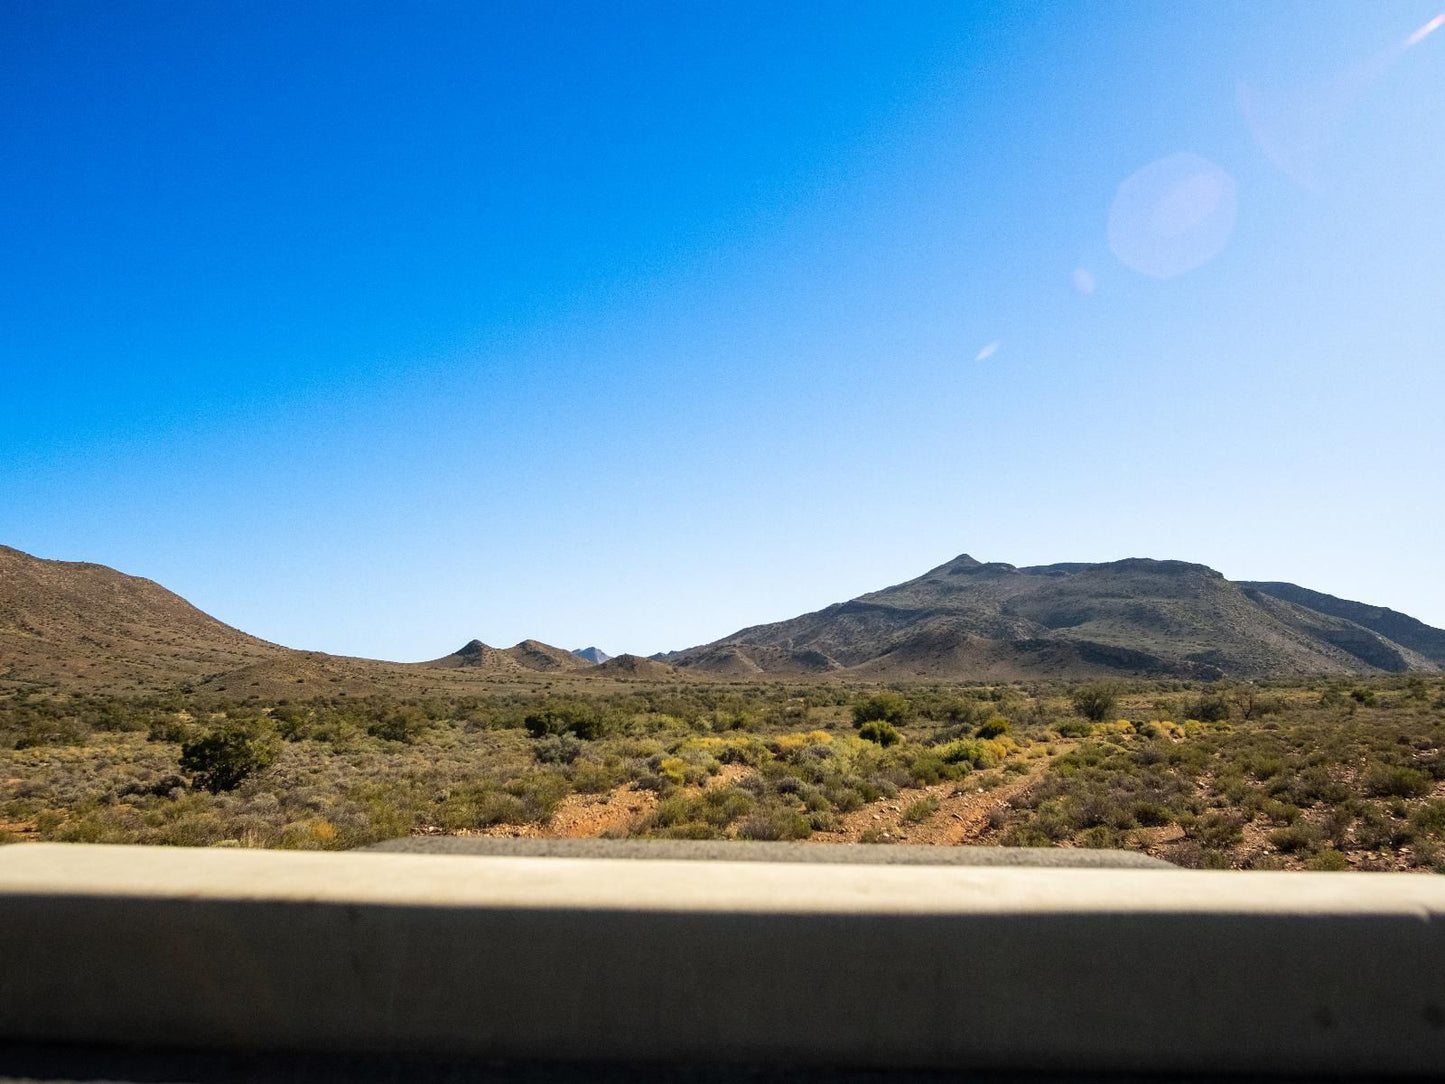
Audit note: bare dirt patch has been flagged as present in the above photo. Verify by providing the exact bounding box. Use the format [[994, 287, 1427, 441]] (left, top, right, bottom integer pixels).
[[467, 763, 752, 840], [814, 748, 1064, 846]]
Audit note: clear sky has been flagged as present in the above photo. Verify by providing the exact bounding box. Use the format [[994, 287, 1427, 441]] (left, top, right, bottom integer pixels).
[[4, 1, 1443, 660]]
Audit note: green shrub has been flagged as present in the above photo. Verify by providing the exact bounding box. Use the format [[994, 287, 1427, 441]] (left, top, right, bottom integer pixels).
[[179, 721, 280, 794], [534, 733, 584, 764], [938, 738, 996, 770], [366, 705, 428, 743], [1269, 822, 1323, 854], [1188, 811, 1246, 848], [976, 716, 1011, 739], [1363, 764, 1431, 799], [147, 715, 193, 743], [1409, 800, 1445, 837], [11, 715, 91, 749], [858, 720, 901, 747], [736, 806, 811, 841], [506, 772, 572, 821], [1306, 849, 1350, 871], [1164, 841, 1231, 869], [1133, 801, 1172, 827], [524, 700, 613, 741], [1188, 693, 1231, 723], [901, 796, 940, 824], [852, 692, 911, 727]]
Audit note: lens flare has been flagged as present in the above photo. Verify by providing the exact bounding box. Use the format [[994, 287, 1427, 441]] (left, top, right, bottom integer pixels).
[[1242, 11, 1444, 188], [974, 341, 1000, 362], [1107, 153, 1238, 279], [1406, 13, 1444, 46]]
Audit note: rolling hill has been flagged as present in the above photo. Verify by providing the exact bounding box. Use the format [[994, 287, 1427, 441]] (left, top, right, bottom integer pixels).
[[0, 546, 591, 694], [0, 544, 285, 691], [663, 554, 1445, 680]]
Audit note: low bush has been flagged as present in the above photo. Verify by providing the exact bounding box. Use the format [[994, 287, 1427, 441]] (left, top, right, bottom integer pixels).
[[852, 692, 911, 727], [976, 716, 1011, 739], [1364, 764, 1432, 799], [901, 795, 939, 824], [858, 720, 901, 747]]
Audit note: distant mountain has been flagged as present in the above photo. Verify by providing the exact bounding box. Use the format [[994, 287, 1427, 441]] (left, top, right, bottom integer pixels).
[[572, 646, 611, 665], [595, 653, 678, 679], [425, 638, 596, 674], [0, 544, 283, 691], [663, 554, 1445, 680], [7, 542, 1440, 692]]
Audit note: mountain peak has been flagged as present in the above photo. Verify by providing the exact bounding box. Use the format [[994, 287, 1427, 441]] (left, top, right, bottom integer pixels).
[[930, 553, 1017, 577], [669, 550, 1445, 680]]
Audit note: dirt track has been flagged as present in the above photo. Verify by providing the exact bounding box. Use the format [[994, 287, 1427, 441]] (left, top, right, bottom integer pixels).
[[462, 753, 1060, 845], [811, 750, 1058, 845]]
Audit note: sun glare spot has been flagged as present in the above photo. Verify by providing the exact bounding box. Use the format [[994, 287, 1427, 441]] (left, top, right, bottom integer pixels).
[[1107, 153, 1237, 279], [1407, 13, 1444, 46], [974, 341, 1001, 362]]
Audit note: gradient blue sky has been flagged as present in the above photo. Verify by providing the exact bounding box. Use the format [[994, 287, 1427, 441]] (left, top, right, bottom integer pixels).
[[4, 1, 1443, 660]]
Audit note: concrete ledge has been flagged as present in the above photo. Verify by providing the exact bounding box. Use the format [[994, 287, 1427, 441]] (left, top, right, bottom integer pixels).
[[361, 837, 1175, 867], [2, 843, 1444, 1076]]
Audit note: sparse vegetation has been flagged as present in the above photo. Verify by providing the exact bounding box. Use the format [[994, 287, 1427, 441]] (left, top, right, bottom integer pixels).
[[987, 676, 1445, 871], [1, 676, 1442, 870]]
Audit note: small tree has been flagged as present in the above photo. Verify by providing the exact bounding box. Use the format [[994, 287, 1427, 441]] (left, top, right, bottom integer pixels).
[[1071, 682, 1119, 724], [180, 720, 280, 794]]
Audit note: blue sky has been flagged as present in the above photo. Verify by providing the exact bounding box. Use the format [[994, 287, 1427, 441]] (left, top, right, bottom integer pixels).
[[4, 1, 1443, 659]]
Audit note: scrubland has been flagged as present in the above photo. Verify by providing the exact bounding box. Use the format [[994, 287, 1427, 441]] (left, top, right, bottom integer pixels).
[[2, 676, 1442, 871]]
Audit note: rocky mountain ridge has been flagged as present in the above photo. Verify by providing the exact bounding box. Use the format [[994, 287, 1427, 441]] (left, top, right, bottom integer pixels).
[[4, 544, 1440, 690], [662, 554, 1444, 680]]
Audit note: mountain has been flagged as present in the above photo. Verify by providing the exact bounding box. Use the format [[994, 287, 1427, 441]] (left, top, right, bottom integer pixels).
[[572, 646, 611, 664], [663, 554, 1445, 680], [0, 544, 284, 690], [423, 638, 596, 674], [8, 542, 1440, 691], [594, 653, 679, 679]]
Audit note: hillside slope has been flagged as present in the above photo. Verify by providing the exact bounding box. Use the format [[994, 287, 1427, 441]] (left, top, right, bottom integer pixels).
[[0, 544, 284, 690], [665, 554, 1444, 680], [1, 547, 602, 695], [1241, 582, 1445, 666]]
